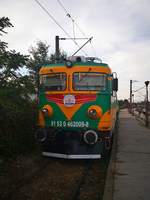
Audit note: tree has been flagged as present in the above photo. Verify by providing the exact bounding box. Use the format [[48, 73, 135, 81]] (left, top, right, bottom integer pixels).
[[27, 41, 51, 88], [0, 17, 13, 51], [27, 40, 67, 89], [28, 40, 51, 70], [0, 17, 36, 158], [0, 17, 34, 97]]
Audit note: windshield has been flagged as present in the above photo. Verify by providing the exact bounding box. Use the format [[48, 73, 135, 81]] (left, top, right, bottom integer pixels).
[[73, 72, 107, 91], [40, 73, 66, 91]]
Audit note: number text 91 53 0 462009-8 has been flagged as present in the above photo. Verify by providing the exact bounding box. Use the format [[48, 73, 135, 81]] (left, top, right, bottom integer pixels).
[[50, 120, 89, 128]]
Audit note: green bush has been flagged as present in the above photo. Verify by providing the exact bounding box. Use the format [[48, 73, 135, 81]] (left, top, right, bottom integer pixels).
[[0, 91, 38, 159]]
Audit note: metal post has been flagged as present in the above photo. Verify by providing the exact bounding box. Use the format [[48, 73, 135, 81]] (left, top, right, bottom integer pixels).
[[132, 94, 134, 115], [55, 35, 59, 62], [145, 81, 149, 127], [130, 80, 132, 113]]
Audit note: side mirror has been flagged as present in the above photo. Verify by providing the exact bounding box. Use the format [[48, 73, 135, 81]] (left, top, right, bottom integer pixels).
[[113, 78, 118, 91]]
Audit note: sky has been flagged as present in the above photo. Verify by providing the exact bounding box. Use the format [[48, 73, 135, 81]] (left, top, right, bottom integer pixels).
[[1, 0, 150, 101]]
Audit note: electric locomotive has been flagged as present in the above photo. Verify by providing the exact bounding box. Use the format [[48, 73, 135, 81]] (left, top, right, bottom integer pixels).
[[36, 56, 118, 159]]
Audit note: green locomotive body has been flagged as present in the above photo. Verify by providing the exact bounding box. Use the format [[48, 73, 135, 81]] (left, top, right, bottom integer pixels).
[[36, 56, 118, 159]]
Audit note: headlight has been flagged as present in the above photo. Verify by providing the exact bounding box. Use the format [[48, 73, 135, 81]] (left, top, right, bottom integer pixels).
[[42, 108, 48, 114], [83, 130, 98, 145], [88, 109, 97, 117], [88, 105, 102, 119], [41, 105, 53, 117]]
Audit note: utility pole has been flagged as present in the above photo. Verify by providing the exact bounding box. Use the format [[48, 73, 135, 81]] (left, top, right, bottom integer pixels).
[[145, 81, 149, 127], [130, 80, 132, 113], [55, 35, 60, 62], [132, 94, 134, 115], [129, 80, 139, 114]]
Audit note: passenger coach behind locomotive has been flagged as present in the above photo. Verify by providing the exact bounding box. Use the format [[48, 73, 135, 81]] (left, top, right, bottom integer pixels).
[[36, 56, 118, 159]]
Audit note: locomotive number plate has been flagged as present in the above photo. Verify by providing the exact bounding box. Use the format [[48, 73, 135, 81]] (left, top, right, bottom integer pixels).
[[50, 120, 89, 128]]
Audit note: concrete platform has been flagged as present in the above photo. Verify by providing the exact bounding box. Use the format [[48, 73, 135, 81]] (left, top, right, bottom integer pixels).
[[103, 109, 150, 200]]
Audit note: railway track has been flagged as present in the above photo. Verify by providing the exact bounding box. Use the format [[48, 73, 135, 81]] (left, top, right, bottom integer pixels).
[[0, 155, 110, 200], [71, 160, 93, 200], [71, 159, 109, 200]]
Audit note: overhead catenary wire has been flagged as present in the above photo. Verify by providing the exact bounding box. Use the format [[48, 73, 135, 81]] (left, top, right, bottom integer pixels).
[[34, 0, 87, 56], [57, 0, 86, 37], [57, 0, 97, 57], [133, 91, 146, 103], [136, 91, 145, 97], [133, 86, 145, 93]]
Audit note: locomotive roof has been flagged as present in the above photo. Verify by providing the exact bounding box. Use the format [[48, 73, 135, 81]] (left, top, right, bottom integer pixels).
[[41, 61, 109, 68], [39, 61, 112, 74]]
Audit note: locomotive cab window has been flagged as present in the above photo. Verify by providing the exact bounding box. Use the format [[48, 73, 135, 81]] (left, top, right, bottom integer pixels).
[[40, 73, 66, 91], [73, 72, 107, 91]]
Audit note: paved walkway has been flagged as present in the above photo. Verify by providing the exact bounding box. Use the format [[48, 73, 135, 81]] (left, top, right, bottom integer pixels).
[[103, 109, 150, 200]]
